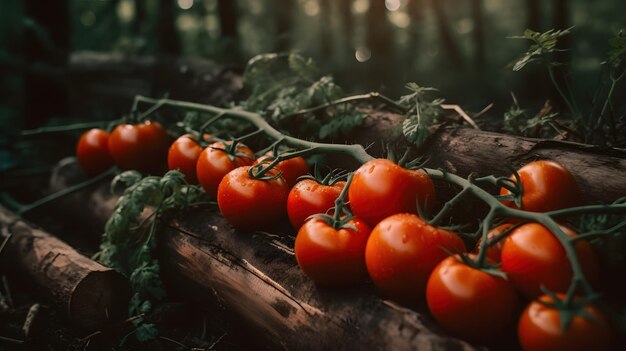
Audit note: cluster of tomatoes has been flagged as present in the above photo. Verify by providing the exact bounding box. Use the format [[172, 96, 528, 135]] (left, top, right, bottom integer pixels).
[[77, 124, 614, 350], [294, 159, 613, 351]]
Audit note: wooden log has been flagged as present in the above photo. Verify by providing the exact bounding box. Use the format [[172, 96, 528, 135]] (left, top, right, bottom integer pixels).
[[67, 52, 243, 120], [47, 161, 483, 350], [0, 205, 131, 332]]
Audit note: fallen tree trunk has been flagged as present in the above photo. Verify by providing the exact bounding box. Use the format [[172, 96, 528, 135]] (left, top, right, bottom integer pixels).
[[48, 161, 483, 350], [0, 205, 131, 332]]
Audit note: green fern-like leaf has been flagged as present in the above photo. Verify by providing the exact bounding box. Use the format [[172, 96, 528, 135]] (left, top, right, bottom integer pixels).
[[510, 27, 573, 71], [608, 31, 626, 67], [398, 83, 443, 147]]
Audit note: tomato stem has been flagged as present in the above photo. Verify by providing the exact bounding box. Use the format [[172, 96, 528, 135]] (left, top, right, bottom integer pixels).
[[20, 120, 120, 136], [1, 167, 117, 215], [132, 95, 626, 306]]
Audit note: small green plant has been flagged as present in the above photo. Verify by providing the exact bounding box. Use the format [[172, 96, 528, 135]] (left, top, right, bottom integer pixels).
[[511, 28, 626, 146], [398, 83, 444, 148], [242, 53, 364, 139], [95, 170, 209, 342]]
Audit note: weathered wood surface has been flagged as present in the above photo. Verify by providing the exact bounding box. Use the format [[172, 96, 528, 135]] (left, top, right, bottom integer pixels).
[[67, 52, 243, 120], [0, 204, 131, 332], [50, 160, 485, 351]]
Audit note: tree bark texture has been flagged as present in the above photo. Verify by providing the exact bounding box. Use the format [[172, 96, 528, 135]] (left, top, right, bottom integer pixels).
[[47, 160, 483, 351], [67, 52, 242, 121], [0, 205, 131, 332]]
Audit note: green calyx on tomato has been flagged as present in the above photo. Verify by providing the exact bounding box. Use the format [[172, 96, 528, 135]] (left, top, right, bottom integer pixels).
[[349, 158, 436, 227], [499, 160, 581, 212], [287, 167, 348, 230], [426, 254, 519, 343], [294, 173, 372, 286], [217, 165, 289, 231], [500, 222, 601, 299], [196, 141, 255, 198], [518, 293, 612, 351]]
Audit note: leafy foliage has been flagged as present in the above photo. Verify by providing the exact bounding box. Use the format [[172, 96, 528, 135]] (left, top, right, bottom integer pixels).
[[510, 27, 572, 71], [503, 95, 567, 139], [607, 30, 626, 67], [242, 53, 364, 139], [95, 170, 209, 341], [398, 83, 444, 147]]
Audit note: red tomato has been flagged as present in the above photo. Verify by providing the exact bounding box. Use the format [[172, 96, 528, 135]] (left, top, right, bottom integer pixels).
[[76, 128, 114, 176], [365, 213, 466, 304], [217, 166, 289, 231], [474, 223, 514, 262], [295, 216, 371, 286], [349, 159, 435, 226], [108, 121, 171, 174], [518, 294, 612, 351], [500, 160, 581, 212], [426, 254, 519, 342], [167, 134, 203, 183], [255, 153, 309, 188], [196, 142, 255, 198], [500, 223, 600, 299], [287, 179, 346, 230]]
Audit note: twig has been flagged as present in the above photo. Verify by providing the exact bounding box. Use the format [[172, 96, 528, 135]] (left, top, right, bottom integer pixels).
[[159, 336, 189, 349], [208, 332, 227, 350], [441, 104, 480, 129], [473, 103, 494, 119], [0, 335, 24, 344], [1, 276, 13, 307], [0, 233, 11, 257]]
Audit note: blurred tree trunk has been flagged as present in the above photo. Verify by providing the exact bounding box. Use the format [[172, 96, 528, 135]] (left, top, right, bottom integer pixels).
[[275, 0, 294, 52], [406, 0, 423, 70], [470, 0, 485, 69], [157, 0, 180, 55], [526, 0, 541, 30], [132, 0, 145, 34], [337, 0, 354, 69], [217, 0, 240, 62], [320, 0, 332, 58], [366, 0, 394, 87], [553, 0, 570, 63], [430, 0, 463, 68], [23, 0, 69, 128]]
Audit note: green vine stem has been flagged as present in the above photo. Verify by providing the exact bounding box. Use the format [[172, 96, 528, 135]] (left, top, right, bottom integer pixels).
[[133, 95, 626, 307], [21, 120, 121, 136], [0, 167, 117, 215], [133, 95, 374, 164]]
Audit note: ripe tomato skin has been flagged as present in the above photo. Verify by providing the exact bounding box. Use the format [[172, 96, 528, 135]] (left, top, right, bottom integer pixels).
[[76, 128, 114, 176], [255, 154, 309, 188], [365, 213, 466, 304], [349, 159, 436, 227], [518, 294, 612, 351], [500, 160, 581, 212], [167, 134, 203, 183], [287, 179, 346, 230], [426, 255, 519, 343], [295, 217, 371, 286], [108, 121, 171, 174], [474, 223, 514, 263], [500, 223, 600, 299], [196, 142, 255, 198], [217, 166, 289, 231]]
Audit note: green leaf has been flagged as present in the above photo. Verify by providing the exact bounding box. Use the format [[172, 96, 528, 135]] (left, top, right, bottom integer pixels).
[[608, 31, 626, 67], [398, 83, 443, 147], [135, 323, 158, 342], [510, 27, 573, 71]]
